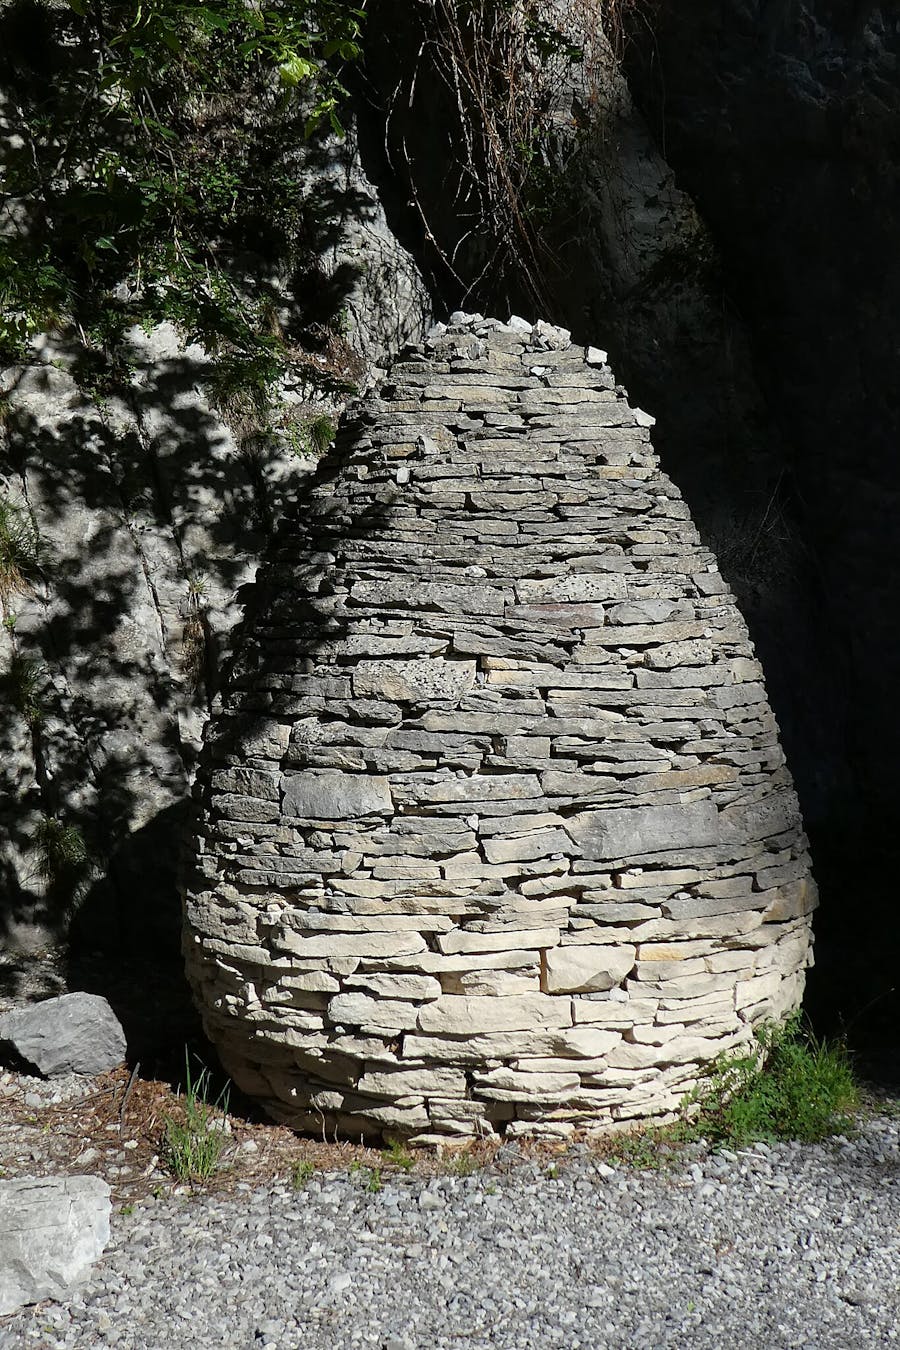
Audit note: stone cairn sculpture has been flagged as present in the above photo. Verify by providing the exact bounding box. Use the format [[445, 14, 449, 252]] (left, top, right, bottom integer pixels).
[[183, 315, 817, 1142]]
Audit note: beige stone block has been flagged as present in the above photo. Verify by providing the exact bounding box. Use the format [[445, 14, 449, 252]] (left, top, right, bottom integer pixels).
[[570, 996, 657, 1025], [417, 993, 572, 1035], [281, 771, 392, 820], [614, 867, 703, 890], [437, 926, 560, 955], [402, 1022, 619, 1064], [415, 774, 541, 804], [636, 940, 717, 962], [357, 1067, 467, 1098], [544, 944, 636, 994], [514, 573, 624, 604], [761, 877, 818, 923], [734, 970, 783, 1010], [276, 929, 428, 959], [606, 1031, 742, 1070], [327, 993, 419, 1035], [551, 1026, 621, 1059], [345, 973, 442, 1000], [472, 1067, 582, 1100], [280, 972, 341, 994], [441, 969, 540, 996], [288, 912, 452, 934], [632, 958, 709, 982], [373, 948, 541, 974], [371, 860, 443, 880], [482, 829, 572, 864]]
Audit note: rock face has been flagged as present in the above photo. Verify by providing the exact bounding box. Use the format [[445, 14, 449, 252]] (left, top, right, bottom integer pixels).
[[183, 316, 816, 1140], [0, 1176, 111, 1315], [0, 125, 428, 958], [0, 993, 127, 1076]]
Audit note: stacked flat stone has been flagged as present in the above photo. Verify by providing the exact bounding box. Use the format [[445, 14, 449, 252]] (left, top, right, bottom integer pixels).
[[183, 315, 817, 1142]]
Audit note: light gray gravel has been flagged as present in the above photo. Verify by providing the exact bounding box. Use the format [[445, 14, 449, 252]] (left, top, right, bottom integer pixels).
[[3, 1115, 898, 1349]]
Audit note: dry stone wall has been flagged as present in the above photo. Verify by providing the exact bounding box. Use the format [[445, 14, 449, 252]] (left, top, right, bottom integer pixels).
[[183, 315, 817, 1142]]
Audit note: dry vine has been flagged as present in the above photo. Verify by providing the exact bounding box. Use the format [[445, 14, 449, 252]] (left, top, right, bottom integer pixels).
[[382, 0, 645, 311]]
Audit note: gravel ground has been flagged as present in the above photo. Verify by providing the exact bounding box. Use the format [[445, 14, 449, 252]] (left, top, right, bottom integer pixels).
[[3, 1114, 898, 1350]]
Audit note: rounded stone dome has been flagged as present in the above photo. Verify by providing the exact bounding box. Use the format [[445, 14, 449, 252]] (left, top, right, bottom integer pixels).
[[183, 315, 816, 1142]]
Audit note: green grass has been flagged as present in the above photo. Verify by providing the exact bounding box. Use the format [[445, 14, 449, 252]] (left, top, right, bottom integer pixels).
[[446, 1148, 480, 1178], [608, 1016, 858, 1168], [32, 815, 89, 891], [689, 1015, 858, 1147], [1, 653, 46, 726], [284, 412, 336, 458], [349, 1160, 383, 1192], [381, 1140, 415, 1172], [0, 497, 41, 602], [162, 1054, 231, 1184], [292, 1159, 315, 1188]]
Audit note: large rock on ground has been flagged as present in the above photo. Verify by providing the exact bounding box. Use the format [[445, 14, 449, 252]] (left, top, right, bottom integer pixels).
[[0, 993, 126, 1076], [183, 315, 817, 1142], [0, 1176, 111, 1315]]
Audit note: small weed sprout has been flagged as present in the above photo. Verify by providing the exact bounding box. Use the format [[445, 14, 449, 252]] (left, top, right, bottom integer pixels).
[[181, 574, 209, 691], [292, 1159, 315, 1188], [447, 1149, 479, 1178], [162, 1053, 231, 1184], [366, 1167, 382, 1194], [381, 1140, 414, 1172]]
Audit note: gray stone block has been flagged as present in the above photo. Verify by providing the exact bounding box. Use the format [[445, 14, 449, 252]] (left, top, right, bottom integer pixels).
[[282, 771, 392, 819], [568, 801, 721, 861], [0, 1176, 111, 1314], [0, 994, 127, 1076]]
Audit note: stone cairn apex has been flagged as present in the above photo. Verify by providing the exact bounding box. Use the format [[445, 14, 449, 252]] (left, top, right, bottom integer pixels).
[[183, 314, 817, 1143]]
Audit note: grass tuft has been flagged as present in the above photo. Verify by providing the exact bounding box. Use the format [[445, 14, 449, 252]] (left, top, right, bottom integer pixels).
[[292, 1159, 316, 1188], [381, 1139, 414, 1172], [0, 497, 42, 602], [162, 1053, 230, 1184], [1, 653, 46, 725]]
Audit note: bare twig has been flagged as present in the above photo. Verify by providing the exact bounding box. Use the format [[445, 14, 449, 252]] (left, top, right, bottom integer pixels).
[[119, 1060, 141, 1126]]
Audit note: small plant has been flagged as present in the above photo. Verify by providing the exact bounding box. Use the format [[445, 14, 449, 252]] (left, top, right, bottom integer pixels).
[[348, 1160, 382, 1191], [447, 1149, 479, 1178], [162, 1053, 231, 1184], [32, 815, 90, 913], [284, 411, 336, 458], [381, 1140, 414, 1173], [292, 1159, 315, 1188], [366, 1166, 382, 1194], [603, 1017, 858, 1171], [606, 1119, 694, 1172], [1, 653, 47, 726], [0, 497, 41, 603], [181, 574, 209, 691], [687, 1015, 858, 1146]]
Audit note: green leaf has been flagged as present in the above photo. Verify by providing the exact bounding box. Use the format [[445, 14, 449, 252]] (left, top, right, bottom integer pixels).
[[66, 0, 87, 14], [278, 53, 317, 88]]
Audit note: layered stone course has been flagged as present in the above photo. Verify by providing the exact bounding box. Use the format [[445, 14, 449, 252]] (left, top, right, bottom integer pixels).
[[183, 314, 816, 1141]]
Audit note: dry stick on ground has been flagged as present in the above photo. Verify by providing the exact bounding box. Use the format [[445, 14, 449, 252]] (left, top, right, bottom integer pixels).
[[119, 1060, 140, 1127]]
